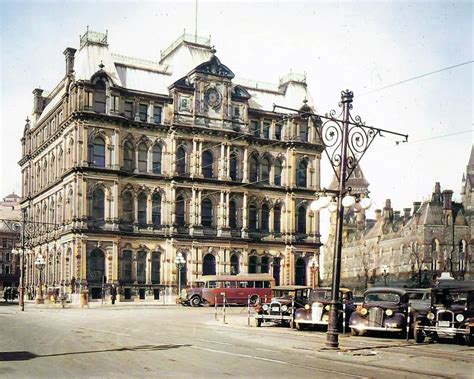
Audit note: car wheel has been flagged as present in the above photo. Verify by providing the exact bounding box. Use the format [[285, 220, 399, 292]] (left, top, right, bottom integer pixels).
[[295, 322, 306, 331], [249, 295, 259, 305], [415, 329, 425, 344], [190, 296, 201, 307], [255, 319, 262, 327], [463, 328, 474, 347]]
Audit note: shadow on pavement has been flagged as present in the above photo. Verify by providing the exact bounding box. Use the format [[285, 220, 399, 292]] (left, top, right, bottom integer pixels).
[[0, 344, 189, 362]]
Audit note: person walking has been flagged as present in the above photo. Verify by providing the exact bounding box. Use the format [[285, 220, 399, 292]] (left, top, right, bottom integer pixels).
[[111, 283, 117, 305]]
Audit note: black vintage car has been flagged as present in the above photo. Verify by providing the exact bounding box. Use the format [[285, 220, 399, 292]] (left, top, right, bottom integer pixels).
[[293, 287, 355, 331], [414, 280, 474, 345], [349, 287, 410, 337], [254, 286, 311, 327]]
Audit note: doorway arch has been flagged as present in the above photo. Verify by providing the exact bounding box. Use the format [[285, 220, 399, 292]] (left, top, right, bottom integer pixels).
[[203, 253, 216, 275], [295, 257, 306, 285]]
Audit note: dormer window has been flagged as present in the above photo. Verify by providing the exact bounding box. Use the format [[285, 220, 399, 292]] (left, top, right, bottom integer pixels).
[[233, 106, 240, 119], [124, 101, 133, 119], [250, 120, 259, 137], [139, 103, 148, 122], [153, 105, 162, 124], [93, 80, 106, 113]]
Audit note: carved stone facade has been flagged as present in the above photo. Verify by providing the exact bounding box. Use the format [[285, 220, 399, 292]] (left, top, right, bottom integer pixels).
[[19, 30, 322, 301]]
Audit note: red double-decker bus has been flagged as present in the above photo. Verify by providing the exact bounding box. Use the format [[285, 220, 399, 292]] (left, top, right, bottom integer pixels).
[[181, 274, 274, 306]]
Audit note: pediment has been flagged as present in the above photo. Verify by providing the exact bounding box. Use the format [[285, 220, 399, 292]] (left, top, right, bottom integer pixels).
[[232, 85, 251, 100], [194, 55, 234, 79]]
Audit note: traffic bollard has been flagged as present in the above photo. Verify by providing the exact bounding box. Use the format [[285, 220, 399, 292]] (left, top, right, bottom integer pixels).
[[342, 302, 346, 334], [223, 293, 226, 324], [215, 294, 218, 321], [247, 295, 251, 326], [406, 303, 411, 341]]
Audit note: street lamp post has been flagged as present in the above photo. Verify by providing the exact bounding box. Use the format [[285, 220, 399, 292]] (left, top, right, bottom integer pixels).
[[310, 256, 319, 288], [35, 254, 46, 304], [174, 252, 186, 299], [274, 90, 408, 350], [382, 265, 389, 286]]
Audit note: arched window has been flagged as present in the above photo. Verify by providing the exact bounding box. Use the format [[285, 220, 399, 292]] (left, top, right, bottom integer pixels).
[[202, 150, 214, 178], [152, 193, 161, 226], [176, 195, 185, 226], [230, 152, 238, 181], [138, 143, 148, 172], [230, 254, 239, 275], [137, 193, 147, 225], [431, 239, 439, 271], [249, 155, 259, 183], [152, 144, 162, 174], [92, 137, 105, 167], [229, 200, 237, 229], [201, 198, 213, 227], [261, 204, 269, 233], [137, 251, 147, 284], [274, 160, 282, 186], [295, 257, 306, 285], [459, 240, 467, 272], [249, 203, 258, 231], [121, 250, 132, 283], [88, 248, 105, 283], [151, 253, 161, 284], [122, 192, 134, 223], [248, 255, 258, 274], [93, 80, 106, 114], [273, 257, 281, 286], [179, 252, 187, 286], [261, 158, 270, 185], [176, 146, 186, 175], [261, 256, 269, 273], [299, 120, 308, 142], [297, 160, 307, 188], [92, 188, 105, 220], [297, 206, 306, 234], [273, 205, 281, 233], [203, 254, 216, 275], [123, 141, 135, 172]]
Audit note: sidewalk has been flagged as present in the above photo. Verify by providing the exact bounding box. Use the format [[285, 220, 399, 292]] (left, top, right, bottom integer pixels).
[[5, 299, 179, 310]]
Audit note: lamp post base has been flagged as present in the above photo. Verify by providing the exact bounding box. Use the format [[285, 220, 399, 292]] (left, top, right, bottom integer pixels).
[[325, 303, 341, 350]]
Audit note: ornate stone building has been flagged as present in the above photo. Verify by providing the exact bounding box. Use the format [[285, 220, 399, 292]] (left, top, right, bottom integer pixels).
[[19, 30, 323, 301], [322, 150, 473, 291], [0, 193, 21, 289]]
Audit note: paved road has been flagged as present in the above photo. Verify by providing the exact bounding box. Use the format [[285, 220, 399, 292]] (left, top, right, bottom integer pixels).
[[0, 302, 472, 378]]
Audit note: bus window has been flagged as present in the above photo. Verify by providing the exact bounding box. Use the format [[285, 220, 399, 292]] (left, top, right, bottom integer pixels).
[[246, 281, 254, 288], [208, 281, 218, 288], [255, 281, 263, 288], [239, 281, 247, 288], [263, 281, 270, 288], [226, 282, 237, 288]]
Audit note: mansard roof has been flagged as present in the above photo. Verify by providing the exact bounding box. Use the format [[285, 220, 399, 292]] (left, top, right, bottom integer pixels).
[[193, 55, 235, 79]]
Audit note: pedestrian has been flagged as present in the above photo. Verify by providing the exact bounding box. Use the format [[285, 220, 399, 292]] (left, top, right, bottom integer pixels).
[[111, 283, 117, 305], [3, 287, 10, 303]]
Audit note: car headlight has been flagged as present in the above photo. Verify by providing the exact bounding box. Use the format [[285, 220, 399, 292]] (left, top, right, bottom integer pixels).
[[385, 309, 393, 317], [427, 312, 435, 320], [456, 314, 465, 322], [304, 304, 310, 310], [281, 305, 288, 312], [262, 304, 269, 311], [360, 308, 368, 316], [325, 305, 330, 311]]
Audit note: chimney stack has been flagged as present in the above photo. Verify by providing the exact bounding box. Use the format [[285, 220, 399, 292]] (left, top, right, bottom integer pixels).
[[413, 201, 421, 214], [63, 47, 77, 75], [32, 88, 45, 122], [432, 182, 442, 203], [442, 190, 453, 210], [403, 207, 411, 220], [375, 209, 382, 221]]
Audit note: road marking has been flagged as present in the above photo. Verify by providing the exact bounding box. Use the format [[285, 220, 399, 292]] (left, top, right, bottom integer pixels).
[[255, 347, 279, 353], [195, 338, 232, 346]]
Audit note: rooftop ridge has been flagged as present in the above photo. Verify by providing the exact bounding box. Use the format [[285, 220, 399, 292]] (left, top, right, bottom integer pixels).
[[160, 31, 211, 61], [112, 53, 170, 74], [234, 77, 282, 94]]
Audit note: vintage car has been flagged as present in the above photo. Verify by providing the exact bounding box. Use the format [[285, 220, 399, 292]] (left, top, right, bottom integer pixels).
[[254, 286, 311, 327], [414, 280, 474, 345], [349, 287, 410, 337], [293, 287, 355, 331], [406, 288, 431, 314]]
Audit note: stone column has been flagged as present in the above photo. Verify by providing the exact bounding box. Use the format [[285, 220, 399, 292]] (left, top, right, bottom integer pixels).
[[226, 144, 231, 179], [197, 190, 202, 225], [242, 147, 248, 183], [241, 192, 248, 238], [191, 138, 197, 176], [146, 193, 152, 224], [219, 144, 225, 180]]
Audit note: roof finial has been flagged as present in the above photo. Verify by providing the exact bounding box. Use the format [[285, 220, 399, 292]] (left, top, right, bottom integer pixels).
[[99, 60, 105, 69], [210, 45, 216, 55]]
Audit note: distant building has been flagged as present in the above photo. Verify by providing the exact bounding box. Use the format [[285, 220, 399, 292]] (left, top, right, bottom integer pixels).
[[0, 193, 21, 289], [19, 30, 323, 301], [322, 147, 473, 291]]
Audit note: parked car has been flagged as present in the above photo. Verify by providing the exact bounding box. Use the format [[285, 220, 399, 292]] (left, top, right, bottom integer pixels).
[[349, 287, 410, 337], [293, 287, 355, 331], [406, 288, 431, 314], [414, 280, 474, 345], [254, 286, 311, 327]]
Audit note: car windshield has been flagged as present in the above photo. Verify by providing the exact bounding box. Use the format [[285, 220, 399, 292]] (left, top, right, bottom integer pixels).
[[310, 290, 345, 301], [408, 292, 429, 300], [365, 293, 400, 303], [434, 290, 468, 307], [272, 290, 295, 299]]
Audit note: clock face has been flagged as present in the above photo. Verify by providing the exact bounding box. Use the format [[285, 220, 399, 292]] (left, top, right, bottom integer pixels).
[[205, 88, 222, 109]]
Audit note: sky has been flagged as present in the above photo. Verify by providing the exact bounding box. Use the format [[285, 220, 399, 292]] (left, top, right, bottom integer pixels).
[[0, 0, 472, 241]]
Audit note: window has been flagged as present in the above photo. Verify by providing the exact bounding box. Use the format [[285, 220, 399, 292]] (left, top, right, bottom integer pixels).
[[124, 101, 133, 119], [202, 151, 214, 178], [262, 121, 270, 139], [152, 144, 162, 174], [92, 188, 105, 220], [111, 95, 120, 112], [139, 104, 148, 122], [93, 80, 106, 114], [153, 105, 162, 124], [248, 256, 257, 274], [250, 120, 259, 137], [138, 192, 147, 225], [230, 254, 239, 275], [261, 158, 270, 185], [176, 147, 186, 175], [297, 160, 307, 187], [138, 143, 148, 172], [299, 120, 308, 142], [122, 192, 134, 223], [152, 193, 161, 226], [261, 256, 269, 274], [297, 207, 306, 234], [121, 250, 132, 282], [91, 137, 105, 167], [274, 160, 282, 186], [249, 155, 259, 183], [176, 196, 185, 226], [261, 204, 269, 232], [233, 106, 240, 119], [273, 205, 281, 233], [229, 200, 237, 229], [123, 142, 135, 172], [229, 153, 238, 181], [201, 198, 213, 227], [137, 251, 146, 284], [151, 253, 161, 283], [249, 203, 258, 231], [275, 123, 282, 140]]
